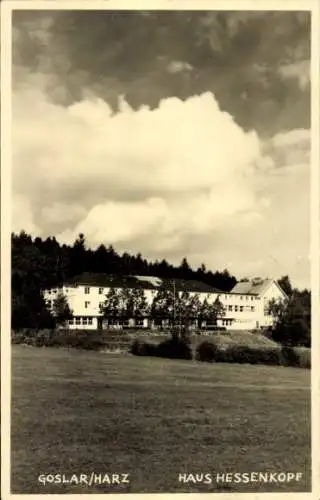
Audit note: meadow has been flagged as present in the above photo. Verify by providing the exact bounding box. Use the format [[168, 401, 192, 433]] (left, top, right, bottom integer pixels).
[[11, 345, 311, 493]]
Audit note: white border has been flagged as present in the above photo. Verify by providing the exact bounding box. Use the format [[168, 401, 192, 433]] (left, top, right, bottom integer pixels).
[[1, 1, 319, 500]]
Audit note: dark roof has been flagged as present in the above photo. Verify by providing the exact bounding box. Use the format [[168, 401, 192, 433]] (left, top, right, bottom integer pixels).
[[63, 272, 222, 294]]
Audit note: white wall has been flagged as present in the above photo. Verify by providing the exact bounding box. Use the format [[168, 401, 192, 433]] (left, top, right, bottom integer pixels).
[[43, 281, 285, 331], [259, 282, 286, 327]]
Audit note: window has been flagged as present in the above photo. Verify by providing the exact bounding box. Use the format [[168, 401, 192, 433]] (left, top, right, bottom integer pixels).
[[99, 288, 104, 295], [48, 290, 51, 295], [69, 319, 74, 325], [240, 295, 243, 300], [82, 317, 88, 325], [84, 287, 90, 294], [85, 301, 90, 309], [75, 317, 81, 325], [225, 295, 228, 300], [234, 305, 238, 312], [240, 306, 244, 312], [88, 318, 93, 325], [251, 306, 255, 312], [228, 305, 233, 311], [246, 296, 249, 300], [251, 296, 253, 301]]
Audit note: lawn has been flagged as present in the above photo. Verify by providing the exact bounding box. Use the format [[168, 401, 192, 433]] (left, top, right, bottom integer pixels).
[[11, 345, 311, 494]]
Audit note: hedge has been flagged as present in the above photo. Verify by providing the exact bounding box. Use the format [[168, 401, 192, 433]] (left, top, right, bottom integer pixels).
[[12, 329, 311, 368], [130, 337, 192, 360], [11, 329, 131, 351], [196, 341, 310, 369]]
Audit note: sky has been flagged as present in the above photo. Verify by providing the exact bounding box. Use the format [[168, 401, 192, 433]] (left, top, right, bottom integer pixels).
[[12, 9, 311, 288]]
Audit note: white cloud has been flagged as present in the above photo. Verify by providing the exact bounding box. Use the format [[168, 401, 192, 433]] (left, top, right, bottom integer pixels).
[[278, 60, 310, 90], [12, 84, 310, 288], [12, 195, 39, 235], [166, 60, 193, 73]]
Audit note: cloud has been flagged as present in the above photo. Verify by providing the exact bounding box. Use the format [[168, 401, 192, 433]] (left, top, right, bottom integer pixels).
[[278, 60, 310, 90], [13, 11, 310, 136], [166, 60, 193, 74], [13, 88, 262, 217], [12, 80, 310, 288]]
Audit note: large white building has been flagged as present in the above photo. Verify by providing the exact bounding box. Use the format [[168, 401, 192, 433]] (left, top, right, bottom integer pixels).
[[43, 273, 287, 331]]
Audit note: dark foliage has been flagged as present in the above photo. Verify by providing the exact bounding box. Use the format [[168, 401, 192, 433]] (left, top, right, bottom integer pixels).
[[281, 346, 301, 367], [195, 340, 219, 362], [130, 339, 158, 356], [130, 336, 193, 360], [219, 346, 281, 365], [269, 290, 311, 347], [156, 337, 193, 360], [196, 341, 310, 368], [11, 329, 129, 351]]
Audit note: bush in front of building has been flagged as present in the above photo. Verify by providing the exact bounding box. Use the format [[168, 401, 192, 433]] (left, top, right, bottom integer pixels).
[[130, 339, 158, 356], [195, 340, 219, 362], [292, 347, 311, 369], [196, 341, 310, 368], [12, 329, 124, 351], [215, 345, 281, 365], [130, 335, 193, 360], [156, 337, 193, 360]]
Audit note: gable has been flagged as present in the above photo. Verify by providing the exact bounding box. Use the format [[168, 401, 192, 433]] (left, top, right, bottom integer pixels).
[[261, 281, 287, 301]]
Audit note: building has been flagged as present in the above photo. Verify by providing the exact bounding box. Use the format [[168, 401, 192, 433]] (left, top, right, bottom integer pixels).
[[43, 273, 287, 331], [230, 278, 287, 328]]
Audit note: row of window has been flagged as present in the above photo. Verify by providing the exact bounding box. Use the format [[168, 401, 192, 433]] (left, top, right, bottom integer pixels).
[[85, 287, 104, 294], [221, 319, 233, 326], [235, 318, 255, 324], [85, 301, 106, 309], [49, 299, 257, 314], [83, 287, 259, 301], [69, 317, 93, 325], [47, 287, 260, 304], [223, 294, 257, 301], [228, 305, 255, 312], [62, 301, 258, 313]]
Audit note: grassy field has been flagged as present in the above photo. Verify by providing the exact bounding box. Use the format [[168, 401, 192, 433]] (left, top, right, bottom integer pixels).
[[11, 345, 311, 493]]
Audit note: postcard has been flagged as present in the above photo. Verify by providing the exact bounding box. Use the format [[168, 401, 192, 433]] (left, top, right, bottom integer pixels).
[[1, 1, 319, 499]]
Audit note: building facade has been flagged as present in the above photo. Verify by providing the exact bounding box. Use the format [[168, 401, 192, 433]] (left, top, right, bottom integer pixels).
[[43, 273, 287, 331]]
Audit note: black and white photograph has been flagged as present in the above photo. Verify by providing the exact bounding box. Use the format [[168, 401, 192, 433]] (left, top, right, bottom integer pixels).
[[2, 1, 319, 497]]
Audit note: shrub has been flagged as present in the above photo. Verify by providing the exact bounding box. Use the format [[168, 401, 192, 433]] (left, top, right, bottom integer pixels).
[[294, 347, 311, 369], [156, 337, 193, 360], [281, 346, 301, 367], [225, 346, 282, 366], [196, 341, 219, 362], [196, 342, 310, 368], [130, 339, 157, 356]]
